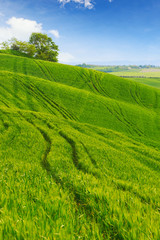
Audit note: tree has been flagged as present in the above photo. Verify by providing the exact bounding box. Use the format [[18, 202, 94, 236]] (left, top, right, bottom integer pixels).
[[29, 33, 59, 62], [0, 33, 59, 62], [10, 38, 36, 57], [0, 41, 10, 50], [0, 38, 36, 57]]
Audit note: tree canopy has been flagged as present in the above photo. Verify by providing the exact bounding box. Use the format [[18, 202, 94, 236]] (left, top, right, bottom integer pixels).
[[29, 33, 59, 62], [0, 33, 59, 62]]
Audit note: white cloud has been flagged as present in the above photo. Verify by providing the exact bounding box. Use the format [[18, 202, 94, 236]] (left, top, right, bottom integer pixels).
[[49, 29, 60, 38], [59, 52, 75, 63], [59, 0, 94, 9], [0, 17, 42, 42], [58, 0, 113, 8], [0, 17, 60, 44], [85, 0, 94, 9], [58, 0, 114, 8]]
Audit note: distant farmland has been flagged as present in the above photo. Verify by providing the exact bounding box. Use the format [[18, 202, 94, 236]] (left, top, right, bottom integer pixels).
[[111, 71, 160, 89]]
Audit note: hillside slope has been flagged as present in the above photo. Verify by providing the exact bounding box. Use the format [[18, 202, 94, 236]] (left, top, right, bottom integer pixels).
[[127, 77, 160, 89], [0, 54, 160, 240]]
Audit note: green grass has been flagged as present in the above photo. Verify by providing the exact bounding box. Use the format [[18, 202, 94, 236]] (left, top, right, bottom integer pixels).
[[0, 49, 32, 58], [126, 77, 160, 89], [86, 66, 160, 89], [112, 71, 160, 78], [111, 71, 160, 89], [0, 53, 160, 239]]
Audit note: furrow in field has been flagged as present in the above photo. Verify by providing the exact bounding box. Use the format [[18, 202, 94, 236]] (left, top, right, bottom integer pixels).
[[95, 97, 142, 136], [66, 123, 160, 209], [34, 85, 78, 121], [34, 60, 52, 81], [31, 112, 58, 130], [58, 130, 99, 178], [115, 103, 144, 136], [30, 123, 125, 238], [40, 61, 56, 81], [3, 108, 160, 215], [92, 127, 160, 174], [112, 178, 160, 213], [18, 112, 52, 167], [30, 112, 99, 177], [0, 108, 22, 145], [90, 71, 111, 98], [0, 116, 9, 134], [79, 123, 160, 168], [128, 84, 145, 108], [74, 69, 95, 92], [132, 84, 150, 109], [135, 85, 146, 107], [80, 141, 98, 168], [0, 97, 10, 108], [16, 77, 58, 115], [0, 83, 23, 108], [17, 110, 160, 234], [15, 75, 77, 120]]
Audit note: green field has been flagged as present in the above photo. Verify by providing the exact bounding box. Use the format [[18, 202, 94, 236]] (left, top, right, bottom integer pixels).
[[110, 70, 160, 88], [111, 73, 160, 89], [125, 77, 160, 89], [77, 64, 160, 89], [112, 71, 160, 78], [0, 53, 160, 239]]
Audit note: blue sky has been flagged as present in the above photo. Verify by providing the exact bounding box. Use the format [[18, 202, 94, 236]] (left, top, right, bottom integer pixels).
[[0, 0, 160, 65]]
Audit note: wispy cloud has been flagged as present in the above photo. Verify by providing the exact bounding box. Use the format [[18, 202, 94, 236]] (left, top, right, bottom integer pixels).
[[58, 0, 94, 9], [59, 52, 75, 63], [58, 0, 113, 9], [49, 29, 60, 38], [85, 0, 94, 9]]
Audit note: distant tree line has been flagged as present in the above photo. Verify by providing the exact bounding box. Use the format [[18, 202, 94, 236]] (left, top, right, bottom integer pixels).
[[77, 63, 92, 68], [77, 64, 158, 72], [0, 33, 59, 62]]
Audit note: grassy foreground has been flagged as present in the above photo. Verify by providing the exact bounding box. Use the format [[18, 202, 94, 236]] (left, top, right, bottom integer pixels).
[[0, 53, 160, 240]]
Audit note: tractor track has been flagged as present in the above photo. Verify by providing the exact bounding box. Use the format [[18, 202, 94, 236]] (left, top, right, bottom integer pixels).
[[16, 75, 78, 120]]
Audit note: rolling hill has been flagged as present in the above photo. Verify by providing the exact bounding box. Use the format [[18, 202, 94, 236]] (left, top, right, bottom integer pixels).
[[0, 53, 160, 240]]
